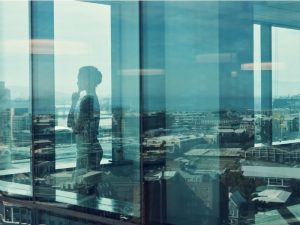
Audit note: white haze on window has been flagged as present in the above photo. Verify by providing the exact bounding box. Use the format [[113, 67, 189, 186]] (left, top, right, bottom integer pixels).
[[0, 1, 30, 100], [54, 1, 112, 105]]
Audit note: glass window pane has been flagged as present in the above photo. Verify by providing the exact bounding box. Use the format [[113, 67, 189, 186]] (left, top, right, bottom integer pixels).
[[0, 0, 32, 198], [272, 27, 300, 144], [51, 1, 141, 222], [142, 2, 221, 225], [4, 2, 300, 225]]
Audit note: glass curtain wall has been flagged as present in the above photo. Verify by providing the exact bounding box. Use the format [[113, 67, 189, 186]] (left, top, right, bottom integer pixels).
[[3, 1, 300, 225], [141, 2, 300, 225]]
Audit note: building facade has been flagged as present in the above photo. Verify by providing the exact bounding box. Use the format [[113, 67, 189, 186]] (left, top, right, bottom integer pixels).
[[1, 1, 300, 225]]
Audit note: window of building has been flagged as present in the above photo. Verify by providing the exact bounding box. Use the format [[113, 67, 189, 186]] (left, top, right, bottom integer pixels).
[[0, 0, 32, 198], [272, 26, 300, 144]]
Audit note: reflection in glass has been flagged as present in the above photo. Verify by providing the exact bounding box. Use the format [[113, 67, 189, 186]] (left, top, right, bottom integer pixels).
[[53, 0, 112, 206], [53, 1, 140, 221], [5, 1, 300, 225], [0, 1, 32, 198], [67, 66, 103, 193], [272, 27, 300, 144], [142, 2, 300, 225]]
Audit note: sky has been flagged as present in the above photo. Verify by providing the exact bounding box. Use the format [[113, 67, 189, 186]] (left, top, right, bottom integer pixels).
[[0, 1, 112, 100], [0, 0, 30, 97], [272, 26, 300, 98], [1, 1, 300, 102], [54, 1, 111, 100]]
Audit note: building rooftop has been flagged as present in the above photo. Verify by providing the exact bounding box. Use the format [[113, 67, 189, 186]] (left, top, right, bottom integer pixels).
[[242, 165, 300, 179], [255, 210, 288, 225], [254, 204, 300, 225], [252, 189, 291, 203], [184, 148, 243, 157]]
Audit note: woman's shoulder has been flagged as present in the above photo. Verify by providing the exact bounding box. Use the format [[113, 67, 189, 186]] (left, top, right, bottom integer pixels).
[[80, 94, 99, 108], [81, 95, 94, 101], [79, 95, 93, 106]]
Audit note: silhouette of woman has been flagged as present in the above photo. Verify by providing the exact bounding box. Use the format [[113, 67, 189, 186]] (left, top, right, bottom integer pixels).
[[67, 66, 103, 179]]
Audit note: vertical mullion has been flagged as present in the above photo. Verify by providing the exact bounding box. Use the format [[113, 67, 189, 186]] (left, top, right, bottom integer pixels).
[[261, 24, 272, 145], [29, 0, 35, 203], [30, 0, 55, 202]]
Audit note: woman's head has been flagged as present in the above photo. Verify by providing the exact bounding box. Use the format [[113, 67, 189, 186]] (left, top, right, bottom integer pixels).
[[77, 66, 102, 91]]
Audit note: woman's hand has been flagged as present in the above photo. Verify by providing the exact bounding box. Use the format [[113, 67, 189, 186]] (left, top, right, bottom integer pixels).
[[71, 92, 80, 106]]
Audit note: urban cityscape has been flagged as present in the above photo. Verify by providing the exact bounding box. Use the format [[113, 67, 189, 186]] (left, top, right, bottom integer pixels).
[[1, 1, 300, 225], [1, 79, 300, 224]]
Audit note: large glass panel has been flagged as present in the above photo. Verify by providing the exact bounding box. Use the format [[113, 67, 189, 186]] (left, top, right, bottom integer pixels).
[[50, 1, 140, 222], [243, 3, 300, 225], [142, 2, 221, 225], [4, 1, 300, 225], [272, 26, 300, 144], [142, 2, 300, 225], [0, 1, 32, 198]]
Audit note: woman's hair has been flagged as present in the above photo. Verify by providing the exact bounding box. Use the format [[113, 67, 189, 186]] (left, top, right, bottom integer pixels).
[[78, 66, 102, 87]]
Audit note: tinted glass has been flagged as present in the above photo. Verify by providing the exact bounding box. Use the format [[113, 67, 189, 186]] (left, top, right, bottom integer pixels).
[[142, 2, 300, 225], [52, 1, 140, 222], [0, 0, 32, 198], [4, 1, 300, 225]]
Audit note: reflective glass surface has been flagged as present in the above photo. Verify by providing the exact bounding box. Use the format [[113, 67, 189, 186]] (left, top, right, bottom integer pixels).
[[272, 26, 300, 144], [52, 0, 140, 222], [3, 1, 300, 225], [0, 1, 32, 198], [142, 2, 300, 225]]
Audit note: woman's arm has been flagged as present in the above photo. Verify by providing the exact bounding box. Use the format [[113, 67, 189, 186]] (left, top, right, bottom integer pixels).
[[73, 96, 94, 134], [67, 92, 80, 130]]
